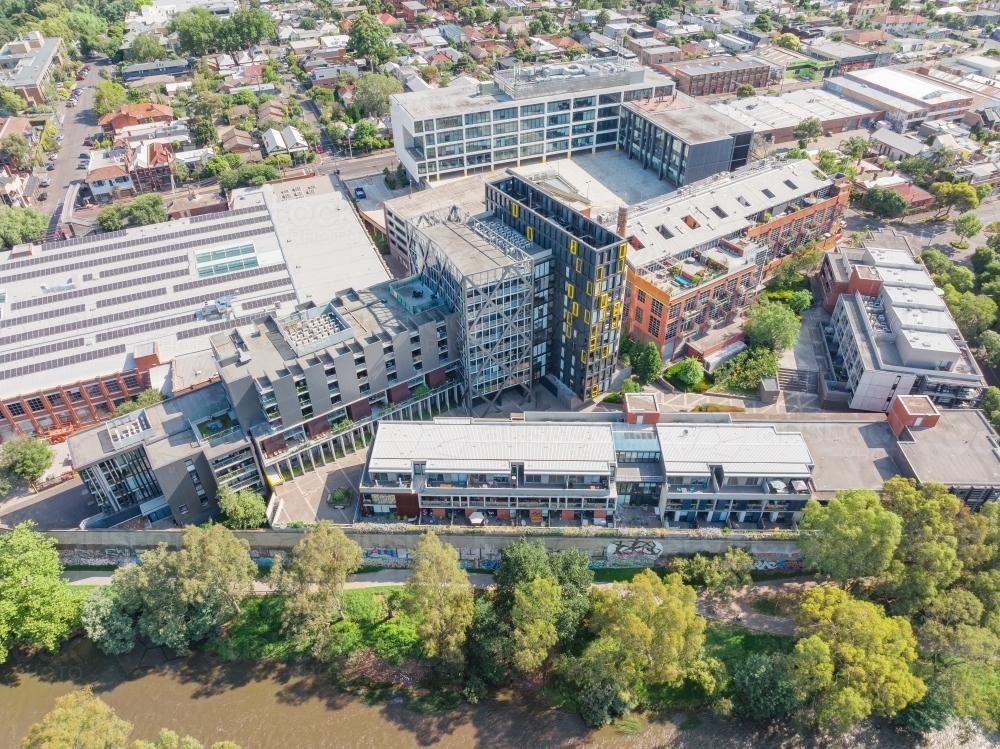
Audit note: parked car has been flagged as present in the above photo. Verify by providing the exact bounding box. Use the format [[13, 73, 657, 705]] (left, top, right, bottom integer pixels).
[[66, 100, 76, 107], [315, 144, 324, 154], [39, 178, 51, 187], [83, 137, 94, 146], [354, 187, 366, 199], [78, 152, 88, 159], [47, 154, 57, 161], [45, 164, 55, 171], [37, 192, 47, 201], [77, 161, 88, 169]]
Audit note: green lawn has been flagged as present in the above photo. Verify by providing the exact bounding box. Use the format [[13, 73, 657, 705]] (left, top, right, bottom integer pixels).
[[703, 620, 795, 669]]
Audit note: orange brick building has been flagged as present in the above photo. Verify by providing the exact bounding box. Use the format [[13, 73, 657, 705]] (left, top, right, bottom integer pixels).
[[622, 162, 850, 359]]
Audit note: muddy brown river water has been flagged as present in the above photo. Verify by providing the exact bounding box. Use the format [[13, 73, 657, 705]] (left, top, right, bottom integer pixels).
[[0, 636, 994, 749]]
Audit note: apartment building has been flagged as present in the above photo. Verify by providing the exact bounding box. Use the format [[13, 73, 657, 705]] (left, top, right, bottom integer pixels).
[[818, 247, 985, 411], [67, 383, 263, 527], [0, 32, 62, 107], [212, 281, 464, 483], [617, 92, 753, 187], [390, 59, 674, 182], [0, 174, 386, 441], [662, 57, 771, 96], [622, 160, 850, 359], [625, 37, 683, 66]]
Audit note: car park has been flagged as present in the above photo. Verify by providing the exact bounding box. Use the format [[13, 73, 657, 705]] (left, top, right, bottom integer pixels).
[[354, 187, 366, 199]]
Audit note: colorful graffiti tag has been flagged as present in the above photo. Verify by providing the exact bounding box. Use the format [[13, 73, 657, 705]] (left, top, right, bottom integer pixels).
[[595, 539, 664, 569], [362, 546, 411, 568]]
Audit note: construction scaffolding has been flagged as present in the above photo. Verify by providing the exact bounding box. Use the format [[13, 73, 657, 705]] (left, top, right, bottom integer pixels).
[[406, 206, 535, 415]]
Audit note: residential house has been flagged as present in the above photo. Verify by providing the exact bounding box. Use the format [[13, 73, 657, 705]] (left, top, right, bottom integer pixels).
[[870, 127, 927, 160], [85, 149, 134, 199], [0, 116, 34, 170], [121, 58, 191, 82], [127, 140, 173, 191], [499, 15, 528, 34], [0, 167, 27, 206], [871, 14, 929, 34], [262, 126, 308, 156], [220, 127, 255, 153], [842, 29, 893, 47], [257, 99, 285, 124], [400, 0, 426, 23], [99, 103, 174, 134]]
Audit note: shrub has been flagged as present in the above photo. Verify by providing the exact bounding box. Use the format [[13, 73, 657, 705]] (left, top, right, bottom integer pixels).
[[715, 347, 778, 391]]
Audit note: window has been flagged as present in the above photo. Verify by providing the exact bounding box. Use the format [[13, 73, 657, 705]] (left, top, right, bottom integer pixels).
[[547, 100, 570, 112], [572, 109, 595, 122], [599, 93, 621, 104], [465, 125, 488, 139], [520, 103, 544, 116], [648, 317, 660, 337], [465, 111, 490, 125], [783, 179, 797, 189], [637, 289, 646, 303], [546, 127, 569, 139], [547, 113, 569, 126], [493, 121, 517, 135], [573, 96, 595, 108], [521, 117, 543, 130], [634, 307, 644, 322], [520, 130, 543, 144], [495, 135, 518, 148], [762, 188, 775, 198], [437, 115, 461, 129], [650, 299, 663, 317], [179, 504, 189, 516]]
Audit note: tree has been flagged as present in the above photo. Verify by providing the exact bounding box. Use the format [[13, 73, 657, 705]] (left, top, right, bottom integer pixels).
[[893, 681, 953, 734], [80, 586, 137, 655], [930, 181, 979, 217], [735, 83, 756, 98], [112, 387, 163, 416], [21, 688, 132, 749], [744, 301, 800, 352], [731, 654, 799, 721], [548, 547, 594, 644], [972, 244, 997, 273], [673, 357, 704, 388], [0, 133, 29, 170], [596, 8, 611, 26], [511, 576, 561, 673], [216, 485, 267, 530], [94, 79, 126, 116], [790, 586, 924, 733], [980, 330, 1000, 367], [839, 136, 870, 164], [493, 537, 553, 617], [0, 435, 54, 482], [192, 119, 218, 147], [274, 520, 362, 657], [97, 205, 125, 231], [953, 211, 983, 243], [352, 72, 402, 116], [467, 597, 512, 685], [864, 185, 908, 218], [671, 547, 753, 598], [753, 12, 772, 30], [799, 489, 902, 584], [300, 15, 318, 30], [84, 525, 257, 653], [787, 289, 813, 313], [897, 156, 936, 182], [126, 194, 168, 226], [776, 32, 801, 50], [229, 7, 275, 48], [0, 88, 25, 114], [631, 341, 663, 385], [348, 12, 393, 64], [791, 117, 822, 144], [0, 206, 47, 247], [404, 532, 474, 670], [943, 286, 998, 342], [169, 8, 221, 56], [0, 522, 80, 664], [218, 164, 280, 189], [126, 33, 169, 63], [878, 478, 963, 615]]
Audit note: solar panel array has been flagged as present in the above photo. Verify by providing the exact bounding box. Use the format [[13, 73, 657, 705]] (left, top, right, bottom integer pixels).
[[177, 314, 265, 340], [0, 277, 294, 348], [0, 345, 127, 381], [1, 304, 87, 329], [1, 338, 85, 365], [99, 255, 187, 278], [241, 291, 297, 311], [10, 269, 190, 310], [96, 287, 167, 309], [174, 263, 287, 292]]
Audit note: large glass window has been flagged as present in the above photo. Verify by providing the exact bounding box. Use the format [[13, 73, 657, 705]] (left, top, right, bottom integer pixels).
[[436, 115, 462, 129], [547, 113, 569, 126], [572, 109, 595, 122], [546, 127, 569, 139], [494, 135, 518, 147], [520, 131, 543, 144], [547, 100, 571, 112], [437, 129, 463, 143], [521, 143, 544, 157], [495, 147, 518, 161], [546, 140, 568, 152], [521, 117, 543, 130], [598, 93, 621, 104], [465, 111, 490, 125], [520, 103, 544, 116], [598, 106, 619, 118], [465, 139, 490, 152], [572, 123, 594, 135], [573, 96, 595, 108], [493, 121, 517, 135], [493, 106, 518, 120], [465, 125, 488, 139], [438, 157, 464, 170]]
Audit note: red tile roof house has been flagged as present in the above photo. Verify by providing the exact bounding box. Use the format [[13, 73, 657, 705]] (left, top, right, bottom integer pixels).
[[376, 12, 397, 24], [891, 182, 934, 213], [98, 103, 173, 134]]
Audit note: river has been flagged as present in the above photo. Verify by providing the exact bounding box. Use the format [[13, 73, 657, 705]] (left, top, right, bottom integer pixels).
[[0, 636, 995, 749]]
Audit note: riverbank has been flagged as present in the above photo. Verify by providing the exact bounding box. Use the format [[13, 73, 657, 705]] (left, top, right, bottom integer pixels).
[[2, 636, 997, 749]]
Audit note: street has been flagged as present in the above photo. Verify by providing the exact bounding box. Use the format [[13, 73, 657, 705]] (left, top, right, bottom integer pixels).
[[0, 477, 95, 530], [38, 61, 104, 216]]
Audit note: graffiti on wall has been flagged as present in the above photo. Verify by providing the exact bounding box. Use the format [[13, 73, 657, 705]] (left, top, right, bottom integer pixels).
[[362, 547, 411, 568], [592, 539, 665, 569], [751, 552, 803, 572]]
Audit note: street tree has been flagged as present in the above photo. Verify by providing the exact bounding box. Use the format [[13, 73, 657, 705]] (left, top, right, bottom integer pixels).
[[631, 341, 663, 385], [94, 79, 126, 116], [744, 301, 800, 352], [0, 206, 47, 247], [839, 136, 870, 163], [404, 532, 474, 669], [942, 286, 997, 342], [21, 688, 132, 749], [216, 485, 267, 530], [798, 489, 902, 584], [0, 133, 28, 170], [980, 330, 1000, 367], [790, 586, 924, 733], [348, 12, 393, 64], [953, 212, 983, 243], [0, 435, 54, 482], [0, 522, 81, 663], [275, 521, 362, 657], [929, 181, 979, 217], [126, 33, 169, 62], [864, 185, 908, 218], [228, 8, 275, 48], [511, 576, 561, 673], [352, 72, 403, 116], [776, 32, 801, 50]]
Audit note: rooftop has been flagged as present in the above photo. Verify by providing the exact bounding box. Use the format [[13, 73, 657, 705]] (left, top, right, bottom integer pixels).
[[824, 76, 926, 115], [845, 67, 970, 105], [656, 422, 814, 477], [802, 38, 877, 60], [711, 88, 881, 132], [366, 419, 617, 474], [667, 56, 771, 77], [0, 34, 60, 89], [0, 174, 386, 398], [623, 92, 750, 146], [897, 409, 1000, 488]]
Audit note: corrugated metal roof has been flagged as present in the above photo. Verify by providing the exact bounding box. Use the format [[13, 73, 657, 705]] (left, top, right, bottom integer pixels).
[[369, 421, 616, 473], [656, 424, 813, 476]]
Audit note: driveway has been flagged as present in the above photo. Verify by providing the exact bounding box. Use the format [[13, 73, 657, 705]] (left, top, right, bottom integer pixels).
[[0, 477, 96, 529], [36, 60, 105, 215]]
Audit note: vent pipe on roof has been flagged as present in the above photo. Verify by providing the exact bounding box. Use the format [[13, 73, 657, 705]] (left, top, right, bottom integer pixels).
[[617, 205, 628, 238]]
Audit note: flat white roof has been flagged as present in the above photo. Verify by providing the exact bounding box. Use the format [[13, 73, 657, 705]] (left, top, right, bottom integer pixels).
[[367, 420, 617, 474], [655, 423, 814, 477], [881, 284, 947, 311], [848, 68, 969, 105]]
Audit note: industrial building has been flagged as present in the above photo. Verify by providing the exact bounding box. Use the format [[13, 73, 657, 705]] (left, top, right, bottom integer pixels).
[[660, 57, 771, 96], [68, 382, 263, 527], [390, 59, 675, 182], [818, 247, 985, 411], [799, 38, 891, 76], [0, 173, 389, 441], [622, 160, 850, 359]]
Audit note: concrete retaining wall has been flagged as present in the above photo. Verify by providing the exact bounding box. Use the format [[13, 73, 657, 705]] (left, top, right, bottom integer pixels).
[[36, 528, 803, 572]]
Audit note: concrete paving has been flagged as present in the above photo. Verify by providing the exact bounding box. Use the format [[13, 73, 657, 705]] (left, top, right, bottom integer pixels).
[[272, 451, 367, 526]]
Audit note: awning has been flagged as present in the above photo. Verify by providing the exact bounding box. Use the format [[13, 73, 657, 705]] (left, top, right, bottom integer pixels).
[[139, 495, 169, 516]]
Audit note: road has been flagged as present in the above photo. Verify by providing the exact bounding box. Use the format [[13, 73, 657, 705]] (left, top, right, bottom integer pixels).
[[0, 477, 96, 529], [37, 60, 104, 216]]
